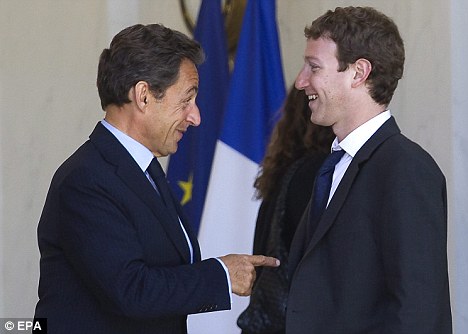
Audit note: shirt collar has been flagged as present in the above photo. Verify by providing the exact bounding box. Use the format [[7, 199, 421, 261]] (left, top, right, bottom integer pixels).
[[333, 110, 391, 157], [100, 119, 154, 172]]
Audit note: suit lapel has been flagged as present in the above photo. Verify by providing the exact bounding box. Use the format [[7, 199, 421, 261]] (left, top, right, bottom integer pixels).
[[288, 203, 311, 279], [303, 117, 401, 256], [89, 123, 192, 263], [174, 198, 201, 262]]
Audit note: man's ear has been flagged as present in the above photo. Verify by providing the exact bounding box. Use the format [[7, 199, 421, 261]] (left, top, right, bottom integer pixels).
[[133, 81, 150, 110], [351, 58, 372, 88]]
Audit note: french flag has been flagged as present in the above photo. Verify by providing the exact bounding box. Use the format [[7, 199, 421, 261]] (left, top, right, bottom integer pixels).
[[189, 0, 286, 332]]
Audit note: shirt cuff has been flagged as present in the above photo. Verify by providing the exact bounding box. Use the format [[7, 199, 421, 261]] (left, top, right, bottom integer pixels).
[[215, 257, 233, 304]]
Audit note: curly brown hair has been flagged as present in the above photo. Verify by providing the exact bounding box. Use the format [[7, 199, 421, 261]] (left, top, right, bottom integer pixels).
[[254, 86, 335, 200], [305, 6, 405, 106]]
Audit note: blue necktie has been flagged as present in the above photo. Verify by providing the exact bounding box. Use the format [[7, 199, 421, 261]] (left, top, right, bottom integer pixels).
[[147, 158, 179, 221], [308, 149, 345, 238]]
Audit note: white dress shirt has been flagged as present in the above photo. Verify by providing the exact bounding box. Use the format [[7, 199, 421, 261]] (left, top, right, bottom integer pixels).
[[327, 110, 392, 206]]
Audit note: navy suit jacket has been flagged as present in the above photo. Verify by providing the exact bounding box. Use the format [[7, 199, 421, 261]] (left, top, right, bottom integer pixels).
[[34, 123, 230, 333], [286, 117, 452, 333]]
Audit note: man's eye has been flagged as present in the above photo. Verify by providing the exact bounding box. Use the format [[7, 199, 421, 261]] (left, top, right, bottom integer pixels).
[[309, 64, 319, 71], [181, 98, 192, 109]]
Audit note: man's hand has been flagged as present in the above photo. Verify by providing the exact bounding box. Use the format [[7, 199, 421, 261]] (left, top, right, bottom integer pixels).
[[218, 254, 280, 296]]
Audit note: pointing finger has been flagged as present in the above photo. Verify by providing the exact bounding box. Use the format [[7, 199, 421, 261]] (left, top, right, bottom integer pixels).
[[248, 255, 280, 267]]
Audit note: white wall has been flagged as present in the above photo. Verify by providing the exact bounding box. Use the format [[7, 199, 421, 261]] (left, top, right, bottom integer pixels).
[[0, 0, 106, 317], [0, 0, 466, 332]]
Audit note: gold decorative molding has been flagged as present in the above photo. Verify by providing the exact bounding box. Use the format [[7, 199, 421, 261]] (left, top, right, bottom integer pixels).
[[179, 0, 246, 59]]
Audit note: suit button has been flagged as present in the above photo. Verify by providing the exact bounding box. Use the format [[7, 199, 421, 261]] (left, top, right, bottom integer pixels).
[[198, 305, 207, 312]]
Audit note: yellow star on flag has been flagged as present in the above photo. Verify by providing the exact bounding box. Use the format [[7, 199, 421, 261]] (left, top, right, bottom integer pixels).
[[178, 173, 193, 206]]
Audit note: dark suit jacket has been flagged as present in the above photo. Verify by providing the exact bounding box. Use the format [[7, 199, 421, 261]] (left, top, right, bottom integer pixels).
[[286, 117, 452, 333], [34, 123, 230, 334]]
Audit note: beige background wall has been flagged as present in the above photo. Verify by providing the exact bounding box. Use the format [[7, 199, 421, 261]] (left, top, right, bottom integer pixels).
[[1, 0, 466, 332]]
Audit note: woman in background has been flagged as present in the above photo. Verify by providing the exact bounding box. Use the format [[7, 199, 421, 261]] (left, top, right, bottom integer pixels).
[[238, 86, 335, 334]]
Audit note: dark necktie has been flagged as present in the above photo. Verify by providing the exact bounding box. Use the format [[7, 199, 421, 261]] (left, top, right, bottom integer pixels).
[[147, 158, 179, 220], [308, 149, 345, 238]]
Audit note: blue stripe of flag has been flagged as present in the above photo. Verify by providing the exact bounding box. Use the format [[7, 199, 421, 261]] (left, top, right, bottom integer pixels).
[[167, 0, 229, 234], [220, 0, 285, 164]]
